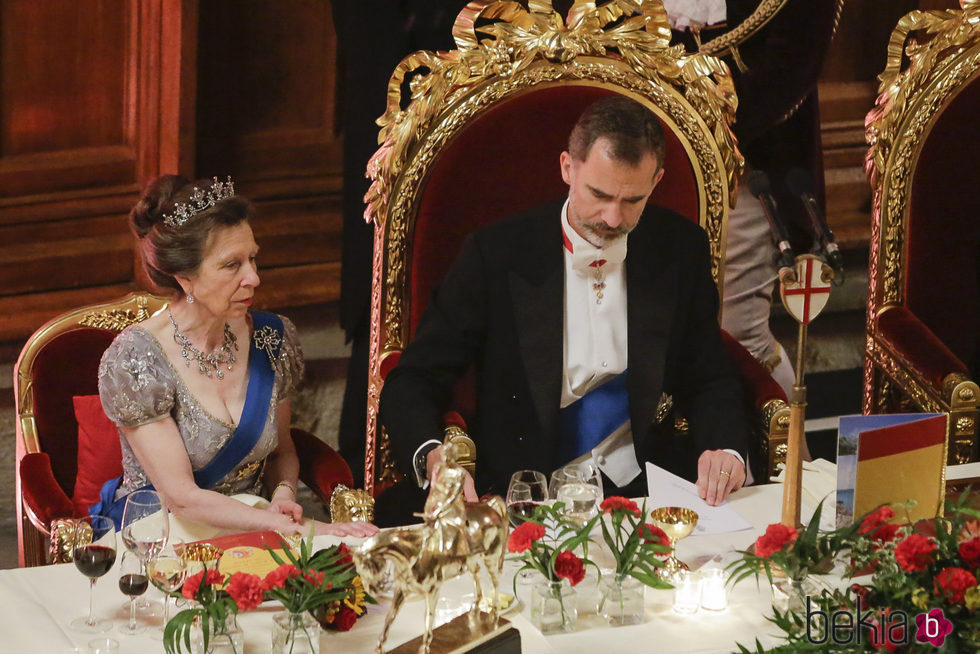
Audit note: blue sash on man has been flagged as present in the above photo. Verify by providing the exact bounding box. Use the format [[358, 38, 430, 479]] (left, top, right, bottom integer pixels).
[[557, 370, 630, 466], [90, 311, 284, 528]]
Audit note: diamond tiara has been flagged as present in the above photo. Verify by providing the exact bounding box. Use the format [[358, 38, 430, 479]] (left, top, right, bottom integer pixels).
[[162, 176, 236, 228]]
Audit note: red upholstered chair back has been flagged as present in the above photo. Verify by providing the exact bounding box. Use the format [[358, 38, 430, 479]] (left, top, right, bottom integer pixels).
[[364, 2, 743, 495], [864, 7, 980, 464], [410, 85, 700, 335], [409, 86, 703, 424], [14, 293, 168, 565], [905, 79, 980, 368], [28, 329, 116, 495]]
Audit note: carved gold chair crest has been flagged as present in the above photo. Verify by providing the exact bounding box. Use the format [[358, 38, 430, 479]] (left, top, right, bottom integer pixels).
[[864, 1, 980, 464], [363, 0, 793, 495]]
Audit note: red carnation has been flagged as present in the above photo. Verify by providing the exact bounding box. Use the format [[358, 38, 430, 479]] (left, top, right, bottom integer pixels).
[[336, 543, 354, 566], [869, 523, 902, 544], [959, 538, 980, 568], [334, 606, 358, 631], [263, 563, 300, 591], [508, 521, 545, 553], [858, 506, 895, 535], [934, 567, 977, 604], [554, 551, 586, 586], [599, 496, 641, 516], [895, 534, 937, 572], [226, 572, 265, 611], [754, 524, 798, 558], [849, 583, 870, 603], [182, 568, 225, 600], [639, 523, 671, 556]]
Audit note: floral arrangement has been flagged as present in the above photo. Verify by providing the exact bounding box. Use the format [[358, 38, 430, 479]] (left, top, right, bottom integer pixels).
[[164, 566, 262, 654], [507, 502, 596, 591], [262, 540, 358, 614], [731, 493, 980, 652], [597, 496, 673, 588], [727, 502, 854, 585], [164, 538, 373, 653], [310, 544, 374, 632]]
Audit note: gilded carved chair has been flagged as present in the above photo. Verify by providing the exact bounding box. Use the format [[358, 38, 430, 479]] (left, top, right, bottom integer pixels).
[[363, 0, 790, 496], [14, 292, 354, 566], [864, 1, 980, 465]]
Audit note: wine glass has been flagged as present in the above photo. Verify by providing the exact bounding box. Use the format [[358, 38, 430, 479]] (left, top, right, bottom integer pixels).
[[650, 507, 699, 579], [121, 489, 168, 614], [147, 553, 187, 630], [506, 470, 548, 527], [506, 471, 548, 586], [69, 515, 117, 633], [552, 463, 601, 524], [118, 550, 148, 635]]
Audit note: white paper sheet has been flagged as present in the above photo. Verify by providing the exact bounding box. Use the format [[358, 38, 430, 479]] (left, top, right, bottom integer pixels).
[[645, 462, 753, 535]]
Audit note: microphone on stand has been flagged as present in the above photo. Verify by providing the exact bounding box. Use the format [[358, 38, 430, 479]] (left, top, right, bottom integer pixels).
[[746, 170, 797, 284], [786, 167, 845, 284]]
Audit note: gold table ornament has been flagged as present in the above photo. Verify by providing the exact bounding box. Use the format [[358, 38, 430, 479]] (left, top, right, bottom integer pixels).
[[650, 507, 699, 577], [353, 439, 511, 654]]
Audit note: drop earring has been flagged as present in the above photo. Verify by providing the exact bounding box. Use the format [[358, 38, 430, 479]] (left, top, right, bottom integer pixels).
[[186, 292, 195, 304]]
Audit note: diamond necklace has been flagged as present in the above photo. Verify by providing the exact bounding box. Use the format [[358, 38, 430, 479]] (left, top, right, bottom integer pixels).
[[168, 309, 238, 380]]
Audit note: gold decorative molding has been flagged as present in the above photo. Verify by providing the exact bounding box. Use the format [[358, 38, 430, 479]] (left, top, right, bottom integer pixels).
[[363, 0, 743, 494], [863, 3, 980, 463], [865, 2, 980, 313]]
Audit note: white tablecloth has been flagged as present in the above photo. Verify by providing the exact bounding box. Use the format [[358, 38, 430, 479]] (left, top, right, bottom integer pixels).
[[0, 483, 813, 653]]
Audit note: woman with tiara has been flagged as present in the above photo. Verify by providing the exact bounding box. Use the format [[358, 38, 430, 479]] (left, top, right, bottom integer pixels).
[[94, 175, 378, 538]]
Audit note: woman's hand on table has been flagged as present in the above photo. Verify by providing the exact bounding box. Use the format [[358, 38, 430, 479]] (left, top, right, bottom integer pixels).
[[314, 521, 379, 538], [267, 497, 304, 523]]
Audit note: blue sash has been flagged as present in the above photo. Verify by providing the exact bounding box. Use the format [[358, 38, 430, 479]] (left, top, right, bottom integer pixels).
[[90, 311, 284, 528], [557, 370, 630, 466]]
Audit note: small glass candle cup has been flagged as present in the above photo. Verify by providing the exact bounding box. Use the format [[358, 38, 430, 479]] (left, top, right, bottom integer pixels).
[[672, 570, 701, 615], [699, 567, 728, 612]]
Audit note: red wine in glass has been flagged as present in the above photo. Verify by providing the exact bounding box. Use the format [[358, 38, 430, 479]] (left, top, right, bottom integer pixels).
[[75, 545, 116, 578], [69, 515, 116, 634], [119, 573, 149, 596]]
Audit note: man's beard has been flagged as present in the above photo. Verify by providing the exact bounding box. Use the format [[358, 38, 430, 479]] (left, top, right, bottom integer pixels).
[[581, 221, 630, 247]]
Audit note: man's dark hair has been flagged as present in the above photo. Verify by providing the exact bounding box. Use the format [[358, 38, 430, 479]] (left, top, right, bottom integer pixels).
[[568, 96, 666, 168]]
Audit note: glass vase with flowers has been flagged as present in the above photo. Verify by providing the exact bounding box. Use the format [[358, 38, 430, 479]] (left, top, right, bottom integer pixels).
[[264, 538, 373, 654], [508, 502, 598, 633], [595, 496, 674, 625]]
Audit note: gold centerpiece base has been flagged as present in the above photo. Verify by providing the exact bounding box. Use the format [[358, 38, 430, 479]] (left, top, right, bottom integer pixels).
[[387, 612, 520, 654]]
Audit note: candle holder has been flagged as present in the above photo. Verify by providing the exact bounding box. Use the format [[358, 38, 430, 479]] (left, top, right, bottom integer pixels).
[[699, 568, 727, 612], [672, 570, 701, 615]]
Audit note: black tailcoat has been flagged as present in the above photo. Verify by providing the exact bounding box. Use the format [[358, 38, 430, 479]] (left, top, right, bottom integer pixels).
[[380, 201, 750, 495]]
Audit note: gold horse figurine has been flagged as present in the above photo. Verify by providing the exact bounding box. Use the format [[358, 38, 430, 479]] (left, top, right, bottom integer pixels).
[[353, 440, 507, 654]]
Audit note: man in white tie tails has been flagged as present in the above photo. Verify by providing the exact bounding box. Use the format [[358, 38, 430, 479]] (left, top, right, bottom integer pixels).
[[380, 96, 750, 517]]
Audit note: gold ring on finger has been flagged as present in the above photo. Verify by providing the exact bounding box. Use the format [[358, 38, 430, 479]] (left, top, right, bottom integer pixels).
[[719, 470, 731, 478]]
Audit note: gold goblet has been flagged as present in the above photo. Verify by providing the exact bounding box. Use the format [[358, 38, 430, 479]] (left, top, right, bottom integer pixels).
[[650, 507, 699, 578]]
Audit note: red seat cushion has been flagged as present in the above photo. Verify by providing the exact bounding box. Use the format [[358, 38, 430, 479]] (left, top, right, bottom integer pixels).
[[71, 395, 123, 516]]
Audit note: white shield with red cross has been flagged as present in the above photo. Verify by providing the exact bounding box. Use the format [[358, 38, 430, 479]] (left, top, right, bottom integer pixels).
[[780, 254, 832, 325]]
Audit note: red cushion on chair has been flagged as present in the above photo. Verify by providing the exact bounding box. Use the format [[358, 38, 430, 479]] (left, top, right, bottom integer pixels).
[[71, 395, 123, 516]]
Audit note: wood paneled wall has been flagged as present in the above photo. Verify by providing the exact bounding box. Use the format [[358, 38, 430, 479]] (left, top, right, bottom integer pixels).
[[0, 0, 342, 341], [817, 0, 959, 248], [0, 0, 963, 341]]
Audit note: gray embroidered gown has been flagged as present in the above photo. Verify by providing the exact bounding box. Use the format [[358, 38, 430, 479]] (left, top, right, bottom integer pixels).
[[97, 315, 303, 500]]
